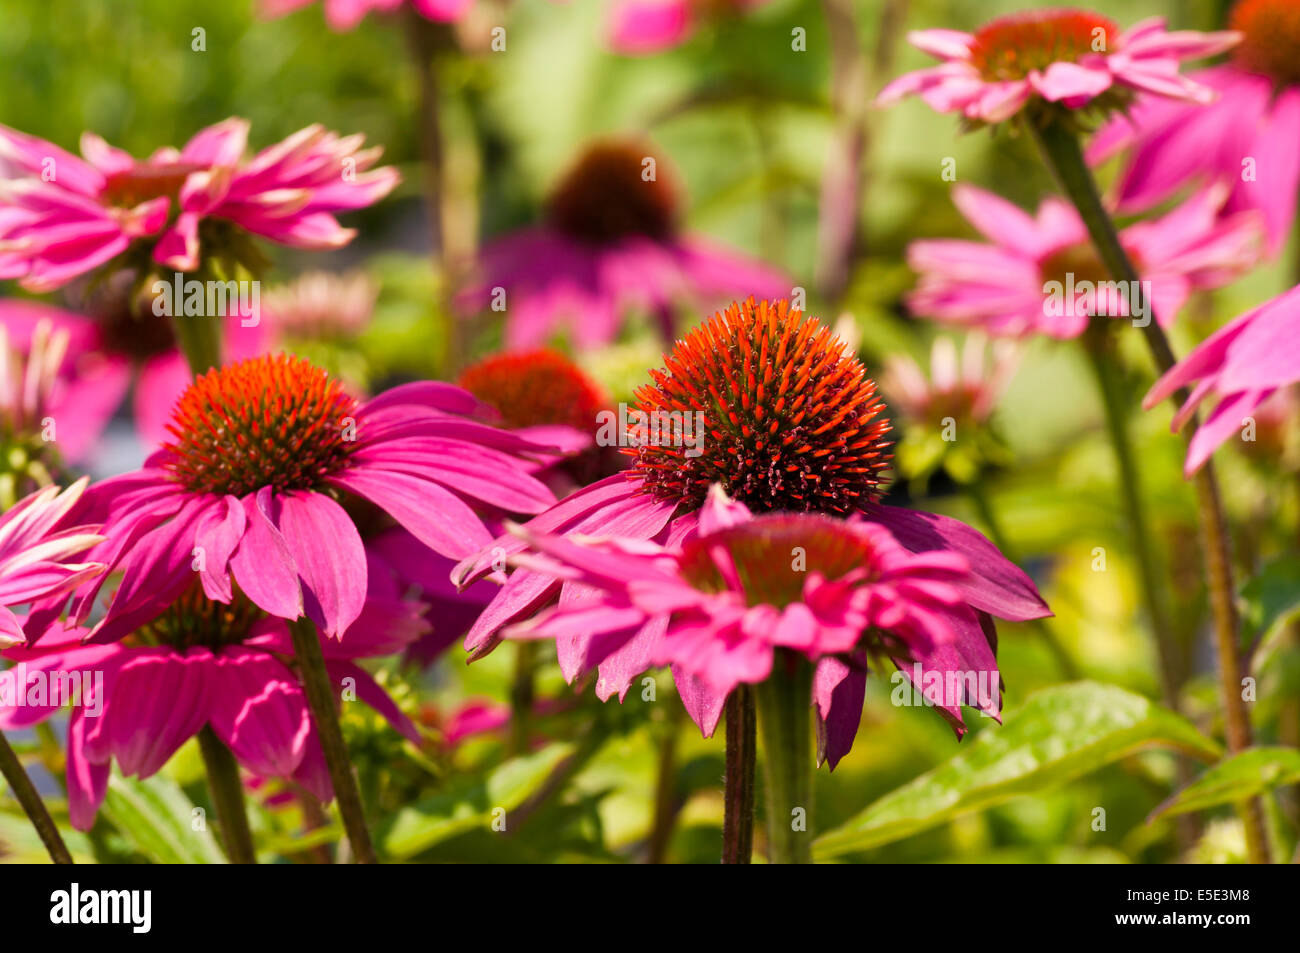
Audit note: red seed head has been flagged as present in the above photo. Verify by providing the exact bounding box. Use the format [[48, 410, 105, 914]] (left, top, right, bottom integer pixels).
[[546, 140, 681, 245], [628, 298, 892, 515], [458, 349, 608, 431], [1231, 0, 1300, 87], [163, 353, 358, 497], [969, 8, 1119, 81]]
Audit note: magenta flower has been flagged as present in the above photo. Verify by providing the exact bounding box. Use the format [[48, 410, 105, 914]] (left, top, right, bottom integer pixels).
[[0, 298, 267, 464], [883, 333, 1018, 429], [877, 11, 1240, 123], [0, 575, 426, 830], [0, 480, 103, 647], [457, 141, 788, 350], [260, 0, 473, 31], [1145, 284, 1300, 476], [906, 184, 1263, 339], [1089, 0, 1300, 254], [607, 0, 772, 55], [505, 486, 1010, 767], [31, 352, 557, 648], [0, 119, 397, 288], [454, 299, 1050, 747]]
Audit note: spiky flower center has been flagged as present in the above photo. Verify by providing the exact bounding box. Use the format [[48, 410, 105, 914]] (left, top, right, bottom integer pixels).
[[629, 298, 892, 515], [678, 514, 875, 607], [546, 141, 680, 244], [1231, 0, 1300, 87], [970, 9, 1118, 81], [163, 353, 358, 497], [458, 349, 606, 431]]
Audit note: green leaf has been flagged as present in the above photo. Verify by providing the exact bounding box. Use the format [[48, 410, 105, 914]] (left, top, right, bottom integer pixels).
[[101, 774, 227, 864], [382, 742, 573, 860], [814, 682, 1221, 859], [1151, 747, 1300, 821], [1239, 555, 1300, 654]]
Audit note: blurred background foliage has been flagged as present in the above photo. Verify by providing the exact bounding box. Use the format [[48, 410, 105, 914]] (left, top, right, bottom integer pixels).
[[2, 0, 1298, 864]]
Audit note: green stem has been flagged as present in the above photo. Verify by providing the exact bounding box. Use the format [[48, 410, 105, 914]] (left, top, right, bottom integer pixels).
[[755, 654, 814, 864], [647, 704, 682, 865], [0, 730, 72, 864], [169, 315, 222, 375], [507, 641, 537, 757], [197, 725, 256, 864], [288, 618, 377, 864], [721, 686, 756, 864], [1028, 111, 1269, 864], [964, 479, 1080, 679]]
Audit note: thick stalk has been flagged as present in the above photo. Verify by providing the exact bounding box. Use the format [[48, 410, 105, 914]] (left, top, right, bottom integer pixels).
[[169, 312, 222, 375], [1080, 326, 1181, 705], [507, 641, 537, 756], [0, 730, 72, 863], [755, 655, 813, 864], [964, 479, 1080, 679], [197, 725, 256, 864], [1028, 113, 1269, 863], [721, 686, 756, 864], [647, 704, 682, 865], [288, 618, 377, 864]]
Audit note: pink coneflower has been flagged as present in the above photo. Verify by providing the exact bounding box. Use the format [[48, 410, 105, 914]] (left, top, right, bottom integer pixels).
[[32, 352, 557, 647], [1, 314, 68, 501], [1144, 284, 1300, 476], [260, 0, 472, 31], [0, 119, 397, 288], [0, 480, 103, 647], [877, 11, 1240, 124], [1089, 0, 1300, 254], [0, 297, 266, 464], [455, 299, 1050, 745], [607, 0, 772, 55], [457, 140, 788, 350], [0, 577, 426, 830], [263, 270, 377, 339], [906, 184, 1263, 339], [507, 487, 996, 767], [883, 333, 1018, 430]]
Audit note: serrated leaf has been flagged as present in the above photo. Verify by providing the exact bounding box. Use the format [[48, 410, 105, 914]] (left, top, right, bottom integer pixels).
[[101, 774, 227, 865], [382, 742, 573, 860], [1151, 747, 1300, 821], [814, 682, 1221, 859]]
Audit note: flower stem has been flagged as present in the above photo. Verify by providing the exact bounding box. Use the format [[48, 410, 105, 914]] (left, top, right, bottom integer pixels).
[[197, 725, 256, 864], [964, 479, 1080, 679], [648, 703, 682, 864], [507, 641, 536, 757], [1028, 111, 1270, 863], [288, 618, 377, 864], [721, 685, 756, 864], [0, 729, 72, 864], [169, 312, 222, 376], [755, 654, 814, 864]]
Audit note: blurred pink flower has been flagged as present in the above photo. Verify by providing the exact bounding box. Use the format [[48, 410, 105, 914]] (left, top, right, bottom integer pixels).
[[883, 333, 1018, 428], [260, 0, 473, 31], [457, 141, 787, 350], [0, 583, 426, 830], [1089, 1, 1300, 254], [263, 270, 377, 339], [0, 298, 267, 464], [0, 120, 398, 289], [607, 0, 771, 54], [907, 184, 1263, 339], [877, 12, 1239, 123], [27, 353, 556, 648], [0, 480, 103, 647], [1145, 284, 1300, 476]]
